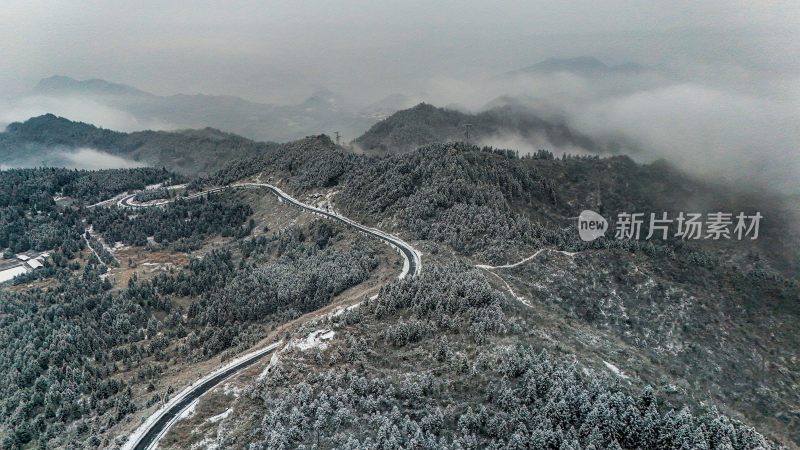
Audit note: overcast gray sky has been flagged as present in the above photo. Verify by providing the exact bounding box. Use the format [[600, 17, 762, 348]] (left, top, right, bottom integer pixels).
[[1, 1, 798, 191], [1, 0, 798, 103]]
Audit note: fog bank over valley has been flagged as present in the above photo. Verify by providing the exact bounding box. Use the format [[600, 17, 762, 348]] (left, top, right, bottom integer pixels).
[[0, 147, 146, 171], [1, 1, 797, 191]]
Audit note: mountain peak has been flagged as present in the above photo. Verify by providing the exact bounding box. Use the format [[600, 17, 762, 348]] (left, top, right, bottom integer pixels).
[[298, 88, 350, 115], [302, 89, 338, 105], [35, 75, 152, 97], [509, 56, 646, 76], [358, 94, 426, 120], [536, 56, 607, 71]]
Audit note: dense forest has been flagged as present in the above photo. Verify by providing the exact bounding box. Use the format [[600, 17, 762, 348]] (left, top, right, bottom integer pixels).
[[88, 193, 253, 251], [0, 166, 178, 207], [1, 130, 798, 447], [200, 138, 795, 276], [0, 167, 177, 255], [197, 134, 360, 190], [0, 167, 386, 447], [190, 137, 799, 445], [196, 266, 777, 449], [0, 210, 380, 447]]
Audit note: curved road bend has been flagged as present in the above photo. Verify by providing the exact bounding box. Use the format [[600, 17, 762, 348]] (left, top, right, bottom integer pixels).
[[119, 182, 421, 449], [117, 182, 421, 278], [128, 342, 280, 450]]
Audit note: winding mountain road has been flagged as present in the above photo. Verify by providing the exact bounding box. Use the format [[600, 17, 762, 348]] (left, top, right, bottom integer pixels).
[[114, 182, 422, 449], [117, 182, 421, 278]]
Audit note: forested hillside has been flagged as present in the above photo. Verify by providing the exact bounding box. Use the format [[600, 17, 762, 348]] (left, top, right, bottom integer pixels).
[[88, 194, 253, 250], [2, 125, 798, 447], [200, 134, 358, 189], [353, 103, 628, 155], [191, 137, 799, 445], [172, 265, 779, 449], [0, 187, 382, 447], [203, 138, 796, 276], [1, 114, 279, 175], [0, 167, 178, 256], [4, 0, 796, 448]]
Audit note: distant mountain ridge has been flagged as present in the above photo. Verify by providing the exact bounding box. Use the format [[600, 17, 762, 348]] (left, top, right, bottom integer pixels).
[[358, 93, 428, 120], [1, 114, 277, 175], [29, 76, 375, 143], [36, 75, 155, 97], [505, 56, 648, 77], [354, 102, 633, 155]]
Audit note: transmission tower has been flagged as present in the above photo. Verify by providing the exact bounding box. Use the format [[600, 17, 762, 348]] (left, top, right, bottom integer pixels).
[[463, 123, 473, 141], [334, 131, 341, 146]]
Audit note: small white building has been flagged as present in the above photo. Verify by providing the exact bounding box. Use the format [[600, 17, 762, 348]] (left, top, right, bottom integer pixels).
[[0, 266, 28, 283], [16, 254, 30, 261], [27, 259, 43, 269]]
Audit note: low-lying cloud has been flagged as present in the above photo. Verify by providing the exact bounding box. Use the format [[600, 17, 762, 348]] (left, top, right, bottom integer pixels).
[[572, 82, 800, 192], [3, 147, 146, 170], [0, 95, 175, 132], [59, 148, 146, 169], [1, 58, 796, 194], [424, 67, 800, 194]]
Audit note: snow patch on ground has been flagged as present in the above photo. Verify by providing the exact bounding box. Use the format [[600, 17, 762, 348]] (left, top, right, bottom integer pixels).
[[477, 248, 578, 270], [330, 302, 362, 318], [257, 345, 288, 381], [309, 189, 340, 213], [220, 382, 242, 398], [295, 329, 336, 351], [481, 270, 532, 308], [476, 248, 582, 308], [603, 361, 630, 379], [208, 408, 232, 423], [189, 437, 218, 450], [177, 399, 199, 421]]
